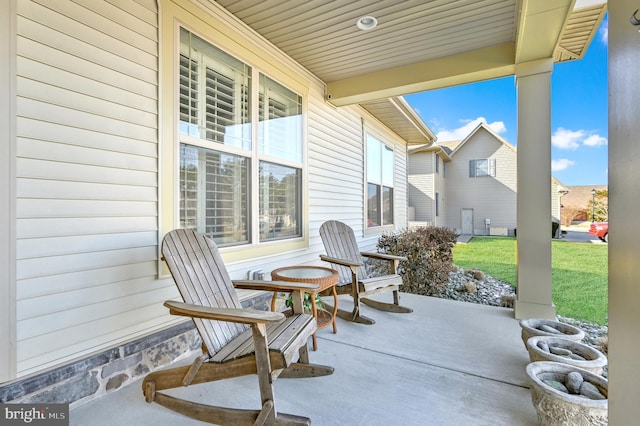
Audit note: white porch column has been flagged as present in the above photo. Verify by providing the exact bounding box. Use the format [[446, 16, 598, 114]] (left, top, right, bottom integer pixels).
[[608, 1, 640, 422], [513, 59, 556, 320]]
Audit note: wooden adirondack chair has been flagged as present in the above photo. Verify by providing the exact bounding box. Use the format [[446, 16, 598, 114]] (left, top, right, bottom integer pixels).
[[142, 229, 333, 425], [319, 220, 412, 325]]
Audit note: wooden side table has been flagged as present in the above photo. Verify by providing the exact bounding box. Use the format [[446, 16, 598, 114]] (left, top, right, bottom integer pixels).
[[270, 265, 339, 351]]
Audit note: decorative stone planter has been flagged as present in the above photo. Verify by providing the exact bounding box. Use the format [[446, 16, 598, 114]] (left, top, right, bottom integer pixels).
[[526, 361, 607, 426], [526, 336, 607, 375], [520, 318, 585, 347]]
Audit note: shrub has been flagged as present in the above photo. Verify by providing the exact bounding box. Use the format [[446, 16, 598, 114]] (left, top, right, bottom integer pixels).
[[471, 269, 485, 281], [375, 226, 458, 296]]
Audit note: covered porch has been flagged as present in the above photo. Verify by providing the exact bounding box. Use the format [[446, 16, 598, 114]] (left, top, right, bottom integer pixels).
[[71, 293, 539, 425], [5, 0, 639, 422]]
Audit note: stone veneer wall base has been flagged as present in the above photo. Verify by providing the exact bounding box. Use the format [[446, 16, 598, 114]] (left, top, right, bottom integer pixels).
[[0, 293, 272, 407]]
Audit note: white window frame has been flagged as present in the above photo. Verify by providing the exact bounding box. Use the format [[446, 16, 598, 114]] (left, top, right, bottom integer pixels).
[[365, 132, 395, 230], [177, 27, 304, 248]]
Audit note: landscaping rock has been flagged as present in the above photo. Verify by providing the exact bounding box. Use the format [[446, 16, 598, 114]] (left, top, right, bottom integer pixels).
[[579, 381, 606, 400], [549, 346, 573, 357], [569, 353, 587, 361], [566, 371, 584, 394], [537, 340, 550, 352], [539, 324, 562, 334], [543, 379, 569, 393]]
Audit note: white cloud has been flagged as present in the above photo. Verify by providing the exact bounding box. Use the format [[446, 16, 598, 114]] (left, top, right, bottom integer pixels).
[[552, 158, 575, 172], [552, 128, 608, 149], [436, 117, 507, 141], [552, 128, 583, 150], [583, 134, 608, 147], [600, 18, 608, 45]]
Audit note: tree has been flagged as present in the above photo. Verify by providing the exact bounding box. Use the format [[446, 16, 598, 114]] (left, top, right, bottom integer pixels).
[[588, 189, 608, 222]]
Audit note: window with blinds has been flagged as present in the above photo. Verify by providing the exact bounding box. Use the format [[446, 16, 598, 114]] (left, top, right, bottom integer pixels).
[[180, 145, 249, 244], [469, 159, 496, 177], [179, 28, 252, 150], [179, 54, 198, 137], [178, 28, 302, 246], [258, 74, 302, 163]]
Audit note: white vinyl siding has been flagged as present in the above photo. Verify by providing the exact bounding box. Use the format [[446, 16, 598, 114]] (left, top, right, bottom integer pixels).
[[551, 180, 563, 223], [408, 151, 435, 222], [14, 0, 163, 376]]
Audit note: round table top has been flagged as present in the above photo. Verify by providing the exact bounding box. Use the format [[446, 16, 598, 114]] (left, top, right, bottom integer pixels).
[[271, 266, 338, 289]]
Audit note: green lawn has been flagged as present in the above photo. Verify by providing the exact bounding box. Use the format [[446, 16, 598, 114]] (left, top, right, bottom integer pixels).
[[453, 237, 608, 325]]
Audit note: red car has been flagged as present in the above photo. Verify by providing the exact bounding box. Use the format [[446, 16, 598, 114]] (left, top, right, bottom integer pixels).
[[589, 222, 608, 243]]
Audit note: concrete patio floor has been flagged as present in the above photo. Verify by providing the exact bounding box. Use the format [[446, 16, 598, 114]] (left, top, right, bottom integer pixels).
[[70, 293, 538, 425]]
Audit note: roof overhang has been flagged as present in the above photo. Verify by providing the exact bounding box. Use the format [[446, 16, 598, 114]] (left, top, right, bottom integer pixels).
[[360, 97, 436, 145]]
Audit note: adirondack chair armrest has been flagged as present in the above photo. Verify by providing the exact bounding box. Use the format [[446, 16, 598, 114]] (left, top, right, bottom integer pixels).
[[232, 280, 320, 292], [319, 254, 363, 268], [360, 251, 407, 262], [164, 300, 285, 324]]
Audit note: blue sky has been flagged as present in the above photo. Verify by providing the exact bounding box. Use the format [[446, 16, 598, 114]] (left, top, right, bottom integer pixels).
[[405, 16, 608, 187]]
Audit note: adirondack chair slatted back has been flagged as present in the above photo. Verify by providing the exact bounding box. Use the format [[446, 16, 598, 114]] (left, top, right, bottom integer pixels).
[[319, 221, 369, 285], [162, 229, 249, 356]]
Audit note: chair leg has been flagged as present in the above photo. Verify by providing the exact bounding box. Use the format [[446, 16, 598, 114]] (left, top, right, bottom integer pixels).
[[252, 323, 277, 424], [254, 400, 274, 425]]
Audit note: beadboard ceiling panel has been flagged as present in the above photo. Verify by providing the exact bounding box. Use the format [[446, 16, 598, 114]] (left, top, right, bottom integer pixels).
[[215, 0, 518, 82], [211, 0, 606, 106]]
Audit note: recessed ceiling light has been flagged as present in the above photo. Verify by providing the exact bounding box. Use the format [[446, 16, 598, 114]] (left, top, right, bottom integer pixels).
[[356, 16, 378, 30]]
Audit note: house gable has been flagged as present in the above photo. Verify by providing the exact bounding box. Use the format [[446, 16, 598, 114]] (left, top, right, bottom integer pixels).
[[445, 125, 518, 234]]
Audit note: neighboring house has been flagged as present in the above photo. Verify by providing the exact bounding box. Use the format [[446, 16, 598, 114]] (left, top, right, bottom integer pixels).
[[0, 0, 435, 401], [409, 123, 568, 236]]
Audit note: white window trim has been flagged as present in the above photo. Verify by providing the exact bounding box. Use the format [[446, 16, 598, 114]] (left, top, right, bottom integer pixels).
[[364, 129, 396, 233], [162, 21, 310, 263]]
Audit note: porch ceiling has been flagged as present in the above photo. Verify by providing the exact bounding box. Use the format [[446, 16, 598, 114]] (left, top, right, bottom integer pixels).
[[212, 0, 607, 107]]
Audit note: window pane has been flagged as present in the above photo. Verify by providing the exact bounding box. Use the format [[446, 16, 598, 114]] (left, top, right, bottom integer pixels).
[[180, 144, 249, 246], [381, 144, 394, 187], [179, 53, 199, 136], [259, 75, 302, 162], [259, 161, 301, 241], [367, 136, 381, 184], [180, 28, 252, 150], [383, 186, 393, 225], [367, 183, 380, 227], [476, 159, 489, 177]]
